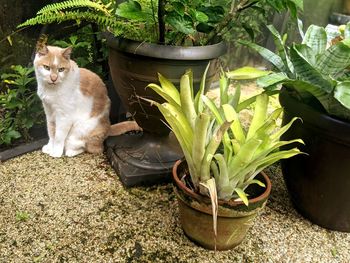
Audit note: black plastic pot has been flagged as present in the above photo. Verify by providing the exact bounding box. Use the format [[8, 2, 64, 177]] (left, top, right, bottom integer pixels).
[[279, 88, 350, 232], [105, 33, 227, 135], [104, 34, 227, 186]]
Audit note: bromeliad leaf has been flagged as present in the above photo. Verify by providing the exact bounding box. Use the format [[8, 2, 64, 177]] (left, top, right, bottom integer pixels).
[[226, 66, 271, 80]]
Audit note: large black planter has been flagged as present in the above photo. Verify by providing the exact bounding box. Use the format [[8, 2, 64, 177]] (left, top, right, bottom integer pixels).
[[280, 89, 350, 232], [104, 34, 227, 186]]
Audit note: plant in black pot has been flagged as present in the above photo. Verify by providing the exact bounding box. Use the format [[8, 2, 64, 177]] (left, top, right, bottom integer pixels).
[[240, 23, 350, 232], [143, 66, 303, 250], [19, 0, 303, 186]]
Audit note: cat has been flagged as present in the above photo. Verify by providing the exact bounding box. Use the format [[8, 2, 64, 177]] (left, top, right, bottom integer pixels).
[[34, 44, 141, 158]]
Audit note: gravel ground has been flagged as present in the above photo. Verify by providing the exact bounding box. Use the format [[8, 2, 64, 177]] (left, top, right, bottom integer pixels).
[[0, 151, 349, 263]]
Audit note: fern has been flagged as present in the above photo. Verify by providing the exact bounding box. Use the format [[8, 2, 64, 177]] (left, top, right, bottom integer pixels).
[[19, 11, 120, 30], [37, 0, 111, 15]]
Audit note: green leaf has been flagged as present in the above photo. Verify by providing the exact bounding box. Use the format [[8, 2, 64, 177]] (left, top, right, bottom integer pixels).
[[266, 24, 294, 73], [116, 0, 151, 21], [166, 12, 195, 35], [334, 81, 350, 110], [234, 188, 249, 206], [316, 41, 350, 76], [239, 40, 287, 72], [302, 25, 327, 54], [256, 72, 289, 88], [290, 45, 333, 93], [226, 67, 271, 80], [247, 93, 269, 140], [193, 10, 209, 23]]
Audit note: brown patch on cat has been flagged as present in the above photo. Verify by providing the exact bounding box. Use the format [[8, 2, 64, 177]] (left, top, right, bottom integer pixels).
[[85, 115, 110, 154], [79, 68, 109, 117]]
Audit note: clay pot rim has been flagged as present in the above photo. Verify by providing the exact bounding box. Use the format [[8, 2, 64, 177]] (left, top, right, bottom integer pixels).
[[172, 159, 272, 207]]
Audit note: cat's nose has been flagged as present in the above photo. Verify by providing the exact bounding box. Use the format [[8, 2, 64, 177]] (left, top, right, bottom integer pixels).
[[50, 74, 58, 82]]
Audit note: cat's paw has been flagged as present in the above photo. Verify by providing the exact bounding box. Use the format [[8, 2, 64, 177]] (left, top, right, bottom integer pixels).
[[42, 144, 52, 155], [50, 147, 63, 158], [65, 148, 84, 157]]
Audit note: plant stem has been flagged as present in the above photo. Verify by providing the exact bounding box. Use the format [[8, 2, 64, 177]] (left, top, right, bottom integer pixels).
[[158, 0, 165, 44], [203, 0, 258, 45]]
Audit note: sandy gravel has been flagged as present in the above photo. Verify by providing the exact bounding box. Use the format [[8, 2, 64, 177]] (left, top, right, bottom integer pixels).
[[0, 151, 349, 263]]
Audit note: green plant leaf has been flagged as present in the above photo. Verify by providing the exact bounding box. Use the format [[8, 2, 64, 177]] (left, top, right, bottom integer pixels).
[[226, 67, 271, 80], [334, 81, 350, 110], [256, 72, 289, 88], [116, 0, 152, 22], [302, 25, 327, 55], [234, 188, 249, 206], [239, 40, 287, 72], [247, 93, 269, 139], [316, 41, 350, 76], [290, 45, 333, 93], [166, 12, 196, 35]]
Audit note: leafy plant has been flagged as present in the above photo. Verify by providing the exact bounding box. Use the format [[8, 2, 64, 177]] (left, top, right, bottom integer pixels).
[[0, 65, 44, 146], [15, 211, 30, 222], [145, 66, 303, 204], [49, 25, 108, 76], [143, 66, 303, 241], [19, 0, 303, 46], [240, 23, 350, 121]]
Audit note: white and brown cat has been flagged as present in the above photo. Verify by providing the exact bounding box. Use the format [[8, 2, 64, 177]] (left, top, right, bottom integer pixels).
[[34, 45, 141, 158]]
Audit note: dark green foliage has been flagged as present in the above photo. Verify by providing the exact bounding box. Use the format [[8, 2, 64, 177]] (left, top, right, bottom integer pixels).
[[242, 23, 350, 121], [19, 0, 303, 46], [0, 65, 44, 146]]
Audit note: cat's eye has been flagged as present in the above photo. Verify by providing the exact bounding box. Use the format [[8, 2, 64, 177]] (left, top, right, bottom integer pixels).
[[58, 67, 65, 72], [43, 65, 50, 71]]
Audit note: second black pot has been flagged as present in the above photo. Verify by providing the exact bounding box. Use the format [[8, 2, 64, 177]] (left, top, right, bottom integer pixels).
[[280, 88, 350, 232]]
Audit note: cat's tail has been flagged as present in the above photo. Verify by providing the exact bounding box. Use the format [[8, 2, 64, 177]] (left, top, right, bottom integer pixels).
[[108, 121, 142, 136]]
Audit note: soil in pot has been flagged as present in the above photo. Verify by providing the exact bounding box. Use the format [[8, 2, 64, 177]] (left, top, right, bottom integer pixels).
[[172, 160, 271, 250]]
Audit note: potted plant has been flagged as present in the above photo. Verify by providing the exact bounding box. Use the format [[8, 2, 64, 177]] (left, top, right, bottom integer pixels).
[[240, 23, 350, 232], [18, 0, 303, 186], [19, 0, 303, 129], [142, 66, 303, 250]]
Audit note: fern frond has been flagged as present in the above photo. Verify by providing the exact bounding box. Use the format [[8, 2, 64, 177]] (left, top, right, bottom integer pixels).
[[37, 0, 111, 16], [18, 11, 120, 29]]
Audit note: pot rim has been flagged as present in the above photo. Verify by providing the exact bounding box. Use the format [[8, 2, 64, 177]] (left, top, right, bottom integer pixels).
[[172, 159, 272, 207], [104, 32, 227, 60]]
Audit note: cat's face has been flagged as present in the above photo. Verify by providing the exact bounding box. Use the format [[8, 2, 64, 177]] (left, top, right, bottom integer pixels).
[[34, 45, 72, 86]]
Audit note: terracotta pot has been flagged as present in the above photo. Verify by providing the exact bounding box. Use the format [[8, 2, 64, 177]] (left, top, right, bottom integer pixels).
[[172, 160, 271, 250], [279, 88, 350, 232]]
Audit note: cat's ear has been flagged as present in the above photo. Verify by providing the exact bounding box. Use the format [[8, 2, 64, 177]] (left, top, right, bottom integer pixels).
[[37, 45, 49, 57], [62, 46, 73, 60]]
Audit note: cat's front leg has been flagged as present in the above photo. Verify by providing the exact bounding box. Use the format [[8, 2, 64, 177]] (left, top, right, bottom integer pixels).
[[42, 103, 55, 155], [42, 120, 55, 155], [51, 115, 72, 158]]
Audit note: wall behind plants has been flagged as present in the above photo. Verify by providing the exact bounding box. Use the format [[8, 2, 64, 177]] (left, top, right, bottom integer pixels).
[[303, 0, 343, 27]]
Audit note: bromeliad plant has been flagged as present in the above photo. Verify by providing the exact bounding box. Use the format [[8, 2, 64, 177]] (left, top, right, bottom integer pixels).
[[145, 66, 303, 205], [240, 23, 350, 121], [18, 0, 303, 46]]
